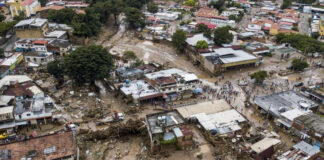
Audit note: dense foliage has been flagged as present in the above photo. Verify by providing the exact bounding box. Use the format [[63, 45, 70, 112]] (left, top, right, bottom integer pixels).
[[275, 33, 324, 53], [250, 71, 268, 84], [147, 2, 158, 13], [195, 23, 212, 38], [172, 29, 187, 52], [124, 7, 145, 29], [47, 60, 64, 82], [0, 15, 5, 22], [123, 50, 137, 60], [64, 45, 114, 85], [291, 59, 309, 71], [213, 27, 233, 46], [196, 40, 208, 49], [281, 0, 292, 9], [184, 0, 195, 6]]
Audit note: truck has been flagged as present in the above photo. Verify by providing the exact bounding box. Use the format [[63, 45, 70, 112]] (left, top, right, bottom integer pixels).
[[96, 111, 124, 125]]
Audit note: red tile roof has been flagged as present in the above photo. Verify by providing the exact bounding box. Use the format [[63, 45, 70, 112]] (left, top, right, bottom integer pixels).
[[197, 22, 217, 29], [22, 0, 34, 6], [32, 40, 48, 45]]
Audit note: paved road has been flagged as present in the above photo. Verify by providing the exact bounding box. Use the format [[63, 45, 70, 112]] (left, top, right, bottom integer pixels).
[[299, 13, 310, 35]]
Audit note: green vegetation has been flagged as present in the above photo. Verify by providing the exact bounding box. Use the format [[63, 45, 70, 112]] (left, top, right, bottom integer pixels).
[[0, 48, 4, 58], [172, 29, 187, 52], [0, 21, 16, 36], [275, 33, 324, 53], [292, 25, 298, 31], [124, 7, 145, 29], [147, 2, 158, 13], [228, 12, 244, 22], [64, 45, 114, 85], [291, 59, 309, 71], [0, 15, 5, 22], [184, 0, 195, 6], [281, 0, 292, 9], [226, 1, 242, 8], [123, 50, 137, 60], [311, 32, 320, 39], [196, 40, 208, 49], [209, 0, 226, 13], [195, 23, 212, 38], [213, 26, 233, 46], [47, 60, 64, 82], [250, 71, 268, 84]]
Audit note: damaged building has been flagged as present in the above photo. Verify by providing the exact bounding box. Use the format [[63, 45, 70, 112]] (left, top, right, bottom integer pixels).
[[0, 131, 77, 160], [144, 68, 200, 101], [146, 111, 194, 152], [253, 90, 318, 118], [200, 48, 262, 74], [0, 75, 56, 132], [176, 100, 247, 135]]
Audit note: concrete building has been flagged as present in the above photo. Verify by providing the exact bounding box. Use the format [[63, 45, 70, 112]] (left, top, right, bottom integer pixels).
[[300, 87, 324, 104], [120, 80, 163, 104], [145, 111, 188, 152], [292, 113, 324, 144], [254, 90, 318, 118], [115, 67, 144, 82], [0, 106, 14, 122], [319, 16, 324, 36], [176, 100, 247, 135], [47, 39, 71, 56], [0, 53, 23, 77], [144, 68, 199, 101], [14, 18, 49, 38], [201, 48, 261, 74], [0, 131, 77, 160], [277, 109, 310, 129], [7, 0, 41, 17], [250, 138, 281, 159], [24, 52, 54, 65]]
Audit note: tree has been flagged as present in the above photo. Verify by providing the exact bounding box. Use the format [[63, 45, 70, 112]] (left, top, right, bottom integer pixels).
[[107, 0, 124, 25], [123, 50, 137, 60], [281, 0, 292, 9], [184, 0, 195, 6], [213, 27, 233, 46], [292, 25, 298, 31], [0, 48, 4, 58], [124, 7, 145, 29], [311, 32, 320, 39], [64, 45, 114, 85], [124, 0, 146, 9], [209, 0, 226, 13], [92, 1, 111, 23], [147, 2, 158, 13], [291, 59, 309, 71], [47, 60, 64, 82], [195, 23, 212, 38], [46, 8, 77, 25], [13, 12, 25, 21], [250, 71, 268, 84], [196, 40, 208, 49], [0, 15, 5, 22], [172, 29, 187, 52]]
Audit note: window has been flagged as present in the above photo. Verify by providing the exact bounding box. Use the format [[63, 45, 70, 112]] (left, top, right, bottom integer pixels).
[[44, 146, 56, 154], [33, 58, 37, 62], [27, 113, 31, 116], [27, 58, 30, 62], [41, 58, 45, 62]]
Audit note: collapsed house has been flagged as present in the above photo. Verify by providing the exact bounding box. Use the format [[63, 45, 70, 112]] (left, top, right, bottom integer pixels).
[[146, 111, 194, 152], [0, 131, 77, 160], [176, 100, 247, 135]]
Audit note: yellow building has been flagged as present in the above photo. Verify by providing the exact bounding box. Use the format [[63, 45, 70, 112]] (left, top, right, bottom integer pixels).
[[7, 0, 41, 17], [14, 18, 49, 38], [319, 16, 324, 36]]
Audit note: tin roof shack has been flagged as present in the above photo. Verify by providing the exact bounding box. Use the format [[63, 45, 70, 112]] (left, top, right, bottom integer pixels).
[[201, 48, 261, 74], [254, 90, 318, 118], [292, 113, 324, 144], [250, 138, 281, 160], [120, 80, 163, 104], [146, 111, 187, 152], [0, 131, 77, 160], [144, 68, 199, 100], [115, 67, 144, 82], [277, 141, 320, 160]]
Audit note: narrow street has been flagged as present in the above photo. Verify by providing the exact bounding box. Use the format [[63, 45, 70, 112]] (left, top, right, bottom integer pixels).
[[299, 13, 310, 35]]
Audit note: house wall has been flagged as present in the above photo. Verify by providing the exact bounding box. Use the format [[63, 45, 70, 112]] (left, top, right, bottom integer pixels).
[[15, 23, 48, 39], [25, 55, 53, 64], [0, 112, 14, 122], [292, 121, 324, 143]]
